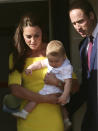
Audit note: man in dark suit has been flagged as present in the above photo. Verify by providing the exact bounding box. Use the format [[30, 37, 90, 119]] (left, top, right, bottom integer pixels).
[[68, 0, 98, 131]]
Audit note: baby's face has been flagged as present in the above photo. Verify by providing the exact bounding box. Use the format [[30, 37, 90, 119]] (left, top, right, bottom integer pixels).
[[48, 55, 65, 68]]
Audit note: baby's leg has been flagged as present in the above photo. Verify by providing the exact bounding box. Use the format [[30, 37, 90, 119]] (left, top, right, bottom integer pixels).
[[61, 106, 72, 131], [61, 106, 68, 120], [12, 102, 37, 119], [24, 101, 37, 112]]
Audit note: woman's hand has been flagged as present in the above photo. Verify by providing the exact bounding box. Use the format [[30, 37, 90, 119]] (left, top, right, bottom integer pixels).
[[44, 73, 58, 85], [44, 73, 64, 90]]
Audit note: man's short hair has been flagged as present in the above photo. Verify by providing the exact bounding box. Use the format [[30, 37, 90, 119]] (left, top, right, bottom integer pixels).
[[69, 0, 97, 21]]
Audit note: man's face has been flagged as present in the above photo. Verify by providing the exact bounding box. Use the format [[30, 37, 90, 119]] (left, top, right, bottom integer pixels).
[[69, 9, 94, 37]]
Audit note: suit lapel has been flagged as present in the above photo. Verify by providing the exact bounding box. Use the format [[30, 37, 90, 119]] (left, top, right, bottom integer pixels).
[[80, 38, 88, 58]]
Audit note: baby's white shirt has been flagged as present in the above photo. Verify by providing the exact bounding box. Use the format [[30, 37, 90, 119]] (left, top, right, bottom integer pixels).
[[39, 58, 73, 95]]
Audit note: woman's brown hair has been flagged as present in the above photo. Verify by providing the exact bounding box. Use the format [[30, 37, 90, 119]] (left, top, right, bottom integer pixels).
[[10, 13, 48, 73]]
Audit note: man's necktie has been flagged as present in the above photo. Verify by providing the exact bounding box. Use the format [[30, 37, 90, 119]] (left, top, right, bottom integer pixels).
[[87, 36, 93, 70]]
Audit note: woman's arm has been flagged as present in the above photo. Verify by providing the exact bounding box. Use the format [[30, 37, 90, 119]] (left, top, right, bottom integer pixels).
[[9, 84, 59, 104], [44, 73, 79, 92]]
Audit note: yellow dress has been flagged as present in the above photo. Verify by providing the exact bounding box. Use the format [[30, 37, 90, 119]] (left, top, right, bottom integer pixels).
[[8, 54, 64, 131]]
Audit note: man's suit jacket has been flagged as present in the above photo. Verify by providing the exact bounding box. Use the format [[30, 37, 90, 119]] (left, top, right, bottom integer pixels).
[[79, 35, 97, 131], [66, 36, 97, 131]]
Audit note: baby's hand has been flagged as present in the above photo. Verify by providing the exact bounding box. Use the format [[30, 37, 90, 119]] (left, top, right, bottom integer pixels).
[[58, 95, 67, 105], [25, 69, 32, 75]]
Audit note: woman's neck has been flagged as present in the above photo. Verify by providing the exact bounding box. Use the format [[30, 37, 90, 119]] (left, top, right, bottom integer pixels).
[[26, 43, 47, 57]]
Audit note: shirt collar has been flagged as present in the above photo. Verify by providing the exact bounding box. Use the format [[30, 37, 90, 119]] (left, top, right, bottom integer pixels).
[[92, 23, 98, 39]]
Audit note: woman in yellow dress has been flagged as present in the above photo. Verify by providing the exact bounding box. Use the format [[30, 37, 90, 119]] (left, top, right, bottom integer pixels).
[[8, 13, 64, 131]]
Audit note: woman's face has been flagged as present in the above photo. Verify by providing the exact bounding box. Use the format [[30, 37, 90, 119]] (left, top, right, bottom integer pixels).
[[23, 26, 42, 50]]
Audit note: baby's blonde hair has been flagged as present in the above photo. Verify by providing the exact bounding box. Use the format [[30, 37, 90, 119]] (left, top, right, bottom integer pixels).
[[46, 40, 66, 58]]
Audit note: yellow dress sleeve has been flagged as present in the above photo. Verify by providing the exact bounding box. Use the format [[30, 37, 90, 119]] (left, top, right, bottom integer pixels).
[[8, 54, 22, 85]]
